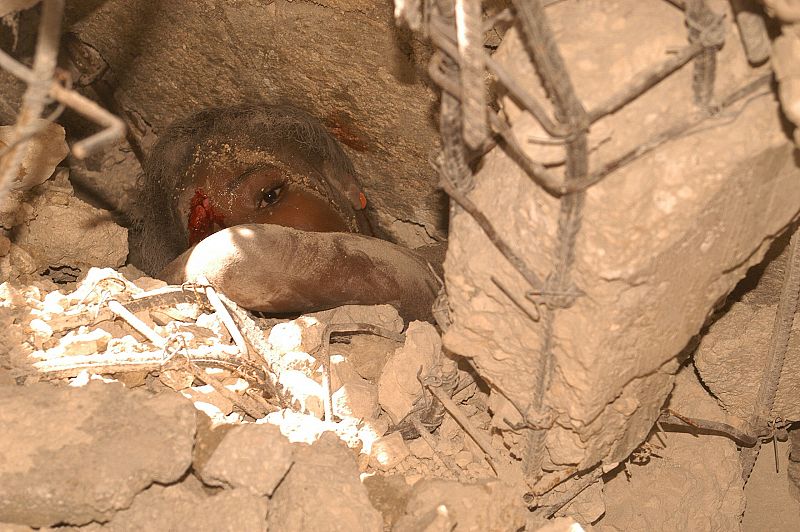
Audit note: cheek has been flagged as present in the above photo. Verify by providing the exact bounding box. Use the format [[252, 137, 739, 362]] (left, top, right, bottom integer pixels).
[[255, 193, 351, 232]]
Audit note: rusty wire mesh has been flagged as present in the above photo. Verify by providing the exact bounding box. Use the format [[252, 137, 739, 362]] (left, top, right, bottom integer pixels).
[[398, 0, 779, 511], [0, 0, 124, 208]]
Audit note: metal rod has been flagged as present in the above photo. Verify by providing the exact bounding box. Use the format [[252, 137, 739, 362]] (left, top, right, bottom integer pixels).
[[0, 39, 125, 161], [0, 0, 63, 204], [588, 41, 704, 123], [741, 224, 800, 481]]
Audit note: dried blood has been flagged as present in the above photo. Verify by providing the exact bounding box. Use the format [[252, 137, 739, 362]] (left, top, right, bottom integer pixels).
[[187, 188, 225, 245]]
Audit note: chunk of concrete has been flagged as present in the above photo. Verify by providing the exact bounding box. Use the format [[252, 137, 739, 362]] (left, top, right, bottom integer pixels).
[[268, 432, 382, 531], [198, 423, 294, 497], [370, 432, 410, 471], [0, 381, 195, 527], [443, 0, 800, 471], [14, 176, 128, 271], [102, 478, 268, 532], [378, 321, 441, 424], [695, 232, 800, 421]]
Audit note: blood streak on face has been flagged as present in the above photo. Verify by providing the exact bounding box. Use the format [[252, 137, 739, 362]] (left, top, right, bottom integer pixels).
[[187, 188, 226, 245]]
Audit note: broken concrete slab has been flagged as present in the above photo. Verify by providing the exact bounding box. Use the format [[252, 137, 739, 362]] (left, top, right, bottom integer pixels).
[[198, 423, 294, 497], [101, 478, 268, 532], [268, 432, 382, 531], [443, 0, 800, 472], [0, 381, 195, 527]]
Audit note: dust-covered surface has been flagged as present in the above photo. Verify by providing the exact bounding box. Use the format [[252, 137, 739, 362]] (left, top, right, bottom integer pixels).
[[61, 0, 445, 247], [742, 439, 800, 532], [0, 382, 196, 527], [695, 230, 800, 420], [0, 174, 527, 528], [0, 263, 529, 529], [443, 0, 800, 476], [595, 366, 745, 531], [5, 0, 800, 529]]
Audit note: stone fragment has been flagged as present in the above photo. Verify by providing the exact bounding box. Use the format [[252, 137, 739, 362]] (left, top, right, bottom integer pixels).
[[278, 370, 325, 418], [370, 432, 410, 471], [310, 304, 405, 334], [394, 478, 525, 532], [181, 384, 234, 416], [408, 437, 435, 460], [130, 275, 167, 292], [363, 474, 412, 530], [4, 244, 36, 277], [378, 321, 441, 424], [332, 379, 379, 420], [26, 318, 52, 349], [268, 316, 324, 354], [14, 178, 128, 271], [268, 432, 382, 531], [0, 121, 68, 193], [331, 354, 360, 389], [695, 235, 800, 420], [55, 327, 111, 356], [0, 382, 195, 527], [198, 423, 294, 497], [101, 478, 268, 532], [192, 413, 234, 473]]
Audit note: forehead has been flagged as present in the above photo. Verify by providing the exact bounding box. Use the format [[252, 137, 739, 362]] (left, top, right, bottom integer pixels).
[[189, 140, 281, 172], [187, 139, 322, 183]]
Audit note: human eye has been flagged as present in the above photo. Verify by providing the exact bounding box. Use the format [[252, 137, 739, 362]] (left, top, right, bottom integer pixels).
[[257, 184, 284, 208]]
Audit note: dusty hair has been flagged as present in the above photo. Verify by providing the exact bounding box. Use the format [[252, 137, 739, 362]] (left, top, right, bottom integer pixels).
[[133, 104, 362, 275]]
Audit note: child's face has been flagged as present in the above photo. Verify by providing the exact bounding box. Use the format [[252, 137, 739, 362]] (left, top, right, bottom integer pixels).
[[176, 140, 354, 245]]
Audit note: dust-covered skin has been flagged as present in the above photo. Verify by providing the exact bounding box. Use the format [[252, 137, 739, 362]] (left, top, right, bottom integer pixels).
[[134, 104, 440, 321], [180, 142, 355, 239], [160, 224, 439, 323]]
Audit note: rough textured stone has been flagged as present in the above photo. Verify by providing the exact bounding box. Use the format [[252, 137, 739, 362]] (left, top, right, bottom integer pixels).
[[363, 474, 411, 530], [598, 368, 745, 531], [378, 320, 441, 424], [393, 478, 526, 532], [14, 176, 128, 271], [0, 121, 68, 194], [192, 412, 234, 473], [332, 378, 380, 420], [0, 381, 195, 527], [65, 0, 445, 246], [268, 432, 382, 531], [443, 0, 800, 470], [695, 230, 800, 420], [199, 423, 294, 497], [370, 431, 410, 471], [102, 478, 268, 532]]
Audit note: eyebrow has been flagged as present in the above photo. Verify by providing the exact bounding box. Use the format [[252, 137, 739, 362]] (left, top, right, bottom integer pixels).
[[225, 163, 282, 192]]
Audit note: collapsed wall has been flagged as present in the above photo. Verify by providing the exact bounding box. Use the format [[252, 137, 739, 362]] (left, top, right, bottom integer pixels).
[[443, 0, 800, 475]]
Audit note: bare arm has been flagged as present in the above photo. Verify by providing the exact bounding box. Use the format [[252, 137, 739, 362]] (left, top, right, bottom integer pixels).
[[159, 224, 440, 323]]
